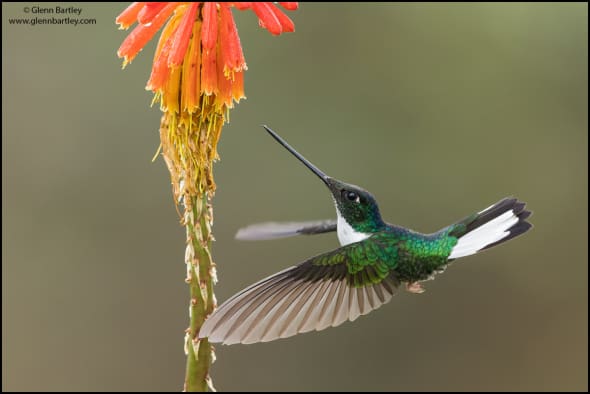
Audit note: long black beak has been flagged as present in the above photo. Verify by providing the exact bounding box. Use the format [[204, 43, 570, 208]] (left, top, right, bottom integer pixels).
[[262, 125, 330, 186]]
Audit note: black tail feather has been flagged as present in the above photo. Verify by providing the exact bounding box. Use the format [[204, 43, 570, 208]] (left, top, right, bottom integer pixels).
[[480, 208, 533, 251], [448, 197, 533, 259], [451, 197, 532, 239]]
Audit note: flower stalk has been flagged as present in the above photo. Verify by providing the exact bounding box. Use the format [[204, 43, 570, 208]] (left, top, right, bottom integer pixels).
[[160, 113, 220, 391], [116, 2, 298, 391], [184, 194, 215, 392]]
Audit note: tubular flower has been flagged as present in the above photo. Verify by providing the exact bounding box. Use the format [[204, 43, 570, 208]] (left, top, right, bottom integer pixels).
[[117, 2, 298, 196]]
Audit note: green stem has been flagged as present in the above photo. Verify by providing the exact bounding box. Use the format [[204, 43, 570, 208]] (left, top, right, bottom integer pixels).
[[184, 194, 216, 392]]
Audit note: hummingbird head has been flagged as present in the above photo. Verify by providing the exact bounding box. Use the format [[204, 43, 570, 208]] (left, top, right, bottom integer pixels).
[[263, 126, 385, 238], [324, 178, 384, 233]]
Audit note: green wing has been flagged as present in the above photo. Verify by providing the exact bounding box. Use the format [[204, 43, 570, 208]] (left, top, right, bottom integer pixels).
[[199, 239, 400, 345]]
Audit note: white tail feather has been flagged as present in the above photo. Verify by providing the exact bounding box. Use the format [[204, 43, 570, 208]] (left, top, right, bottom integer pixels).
[[448, 210, 518, 259]]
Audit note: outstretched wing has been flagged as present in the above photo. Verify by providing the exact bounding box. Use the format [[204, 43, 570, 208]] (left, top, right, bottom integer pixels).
[[199, 240, 400, 345], [235, 220, 337, 241]]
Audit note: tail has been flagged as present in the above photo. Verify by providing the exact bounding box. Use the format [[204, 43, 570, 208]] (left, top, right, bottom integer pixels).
[[448, 197, 532, 259]]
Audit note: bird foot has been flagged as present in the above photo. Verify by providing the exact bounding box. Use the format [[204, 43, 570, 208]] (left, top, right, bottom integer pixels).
[[406, 282, 425, 294]]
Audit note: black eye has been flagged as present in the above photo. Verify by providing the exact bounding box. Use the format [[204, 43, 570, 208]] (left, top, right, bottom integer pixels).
[[343, 190, 359, 202]]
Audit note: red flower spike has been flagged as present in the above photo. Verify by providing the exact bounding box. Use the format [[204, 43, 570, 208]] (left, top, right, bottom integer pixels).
[[169, 3, 199, 67], [138, 2, 167, 25], [251, 3, 282, 35], [118, 2, 297, 107], [267, 3, 294, 33], [278, 2, 298, 11], [116, 2, 145, 29], [117, 2, 176, 64], [201, 2, 218, 50]]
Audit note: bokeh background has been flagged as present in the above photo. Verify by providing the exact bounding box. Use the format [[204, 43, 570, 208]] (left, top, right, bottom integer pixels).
[[2, 2, 587, 391]]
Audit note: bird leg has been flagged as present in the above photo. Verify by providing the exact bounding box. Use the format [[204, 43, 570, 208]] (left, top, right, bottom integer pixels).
[[405, 282, 425, 294]]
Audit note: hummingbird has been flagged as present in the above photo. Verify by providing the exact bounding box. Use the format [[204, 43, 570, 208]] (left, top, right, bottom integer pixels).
[[199, 126, 532, 345]]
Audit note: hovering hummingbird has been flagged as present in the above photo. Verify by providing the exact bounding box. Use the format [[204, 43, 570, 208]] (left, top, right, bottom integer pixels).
[[199, 126, 532, 345]]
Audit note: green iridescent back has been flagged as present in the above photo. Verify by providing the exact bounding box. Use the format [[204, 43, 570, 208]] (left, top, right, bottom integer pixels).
[[307, 226, 459, 287]]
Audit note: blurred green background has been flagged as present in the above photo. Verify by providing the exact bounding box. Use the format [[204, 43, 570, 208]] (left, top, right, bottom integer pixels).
[[2, 2, 587, 391]]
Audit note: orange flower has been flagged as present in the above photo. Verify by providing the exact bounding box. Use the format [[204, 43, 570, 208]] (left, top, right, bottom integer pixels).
[[116, 4, 298, 390], [116, 2, 297, 198], [117, 2, 298, 110]]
